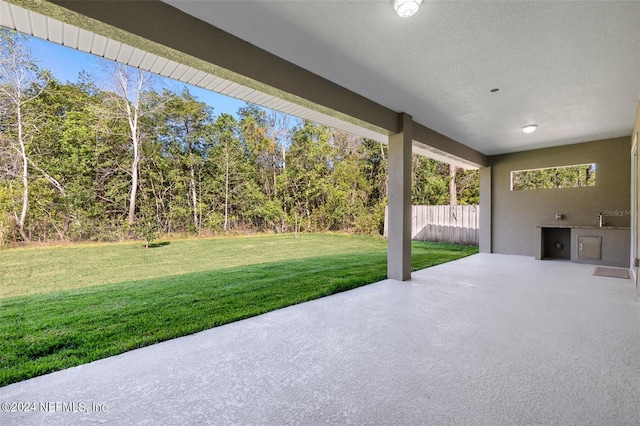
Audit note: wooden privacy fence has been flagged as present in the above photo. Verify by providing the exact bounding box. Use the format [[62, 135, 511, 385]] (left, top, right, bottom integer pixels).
[[384, 205, 479, 246]]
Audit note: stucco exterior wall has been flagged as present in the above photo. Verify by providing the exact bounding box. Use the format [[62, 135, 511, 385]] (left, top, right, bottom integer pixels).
[[633, 101, 640, 271], [490, 137, 631, 256], [634, 99, 640, 156]]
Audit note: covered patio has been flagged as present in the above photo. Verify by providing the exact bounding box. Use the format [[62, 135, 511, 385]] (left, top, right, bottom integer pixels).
[[1, 1, 638, 277], [1, 254, 638, 425], [0, 2, 639, 424]]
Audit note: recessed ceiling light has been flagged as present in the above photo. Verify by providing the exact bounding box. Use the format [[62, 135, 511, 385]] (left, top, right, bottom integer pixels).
[[522, 124, 538, 134], [393, 0, 423, 17], [490, 88, 499, 93]]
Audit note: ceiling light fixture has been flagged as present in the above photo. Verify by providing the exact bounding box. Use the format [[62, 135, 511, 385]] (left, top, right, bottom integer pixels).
[[393, 0, 423, 17], [522, 124, 538, 134]]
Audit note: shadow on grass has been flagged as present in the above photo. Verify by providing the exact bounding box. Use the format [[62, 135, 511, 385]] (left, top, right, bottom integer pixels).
[[0, 242, 477, 387], [147, 241, 170, 248]]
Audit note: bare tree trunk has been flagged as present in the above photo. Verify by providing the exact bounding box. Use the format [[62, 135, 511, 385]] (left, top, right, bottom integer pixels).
[[449, 164, 457, 206], [189, 157, 198, 233], [380, 143, 388, 199], [293, 210, 300, 238], [198, 169, 203, 233], [273, 166, 277, 197], [125, 92, 142, 227], [112, 65, 146, 227], [128, 139, 139, 225], [282, 145, 286, 172], [0, 30, 49, 242], [224, 148, 229, 231], [148, 177, 162, 234], [16, 102, 29, 241]]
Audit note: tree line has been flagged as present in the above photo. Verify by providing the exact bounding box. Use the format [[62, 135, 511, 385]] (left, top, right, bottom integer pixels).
[[511, 164, 596, 191], [0, 29, 478, 246]]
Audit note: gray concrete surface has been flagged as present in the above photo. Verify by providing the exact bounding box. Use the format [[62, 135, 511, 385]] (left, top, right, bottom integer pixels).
[[1, 254, 639, 425]]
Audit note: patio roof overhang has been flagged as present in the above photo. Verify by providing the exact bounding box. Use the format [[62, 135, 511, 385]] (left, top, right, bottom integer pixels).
[[2, 0, 488, 169], [7, 0, 638, 163]]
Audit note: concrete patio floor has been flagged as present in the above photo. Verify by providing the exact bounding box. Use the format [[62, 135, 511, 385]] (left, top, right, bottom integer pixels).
[[1, 254, 639, 425]]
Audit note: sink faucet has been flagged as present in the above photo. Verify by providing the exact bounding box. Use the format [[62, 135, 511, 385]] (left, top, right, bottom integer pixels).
[[598, 212, 603, 227]]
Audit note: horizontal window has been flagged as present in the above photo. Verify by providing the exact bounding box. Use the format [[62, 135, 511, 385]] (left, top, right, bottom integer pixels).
[[511, 163, 596, 191]]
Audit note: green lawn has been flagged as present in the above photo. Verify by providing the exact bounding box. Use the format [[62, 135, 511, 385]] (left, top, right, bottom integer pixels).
[[0, 234, 477, 386]]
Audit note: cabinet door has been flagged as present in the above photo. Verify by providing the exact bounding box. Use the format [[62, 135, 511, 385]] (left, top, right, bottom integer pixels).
[[577, 236, 602, 260]]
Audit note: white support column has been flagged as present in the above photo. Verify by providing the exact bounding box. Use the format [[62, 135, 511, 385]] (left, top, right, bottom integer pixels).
[[479, 165, 492, 253], [387, 113, 412, 281]]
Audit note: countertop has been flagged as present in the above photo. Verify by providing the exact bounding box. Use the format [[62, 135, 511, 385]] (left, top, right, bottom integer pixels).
[[535, 224, 631, 230]]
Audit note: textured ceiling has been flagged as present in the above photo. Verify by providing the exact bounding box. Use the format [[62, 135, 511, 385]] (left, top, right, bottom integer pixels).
[[163, 0, 640, 155]]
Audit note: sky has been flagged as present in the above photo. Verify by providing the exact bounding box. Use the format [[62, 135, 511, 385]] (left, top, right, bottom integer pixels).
[[29, 36, 249, 117]]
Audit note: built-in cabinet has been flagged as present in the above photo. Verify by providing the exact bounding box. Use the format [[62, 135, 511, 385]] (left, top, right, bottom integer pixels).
[[535, 225, 630, 267], [577, 236, 602, 260]]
